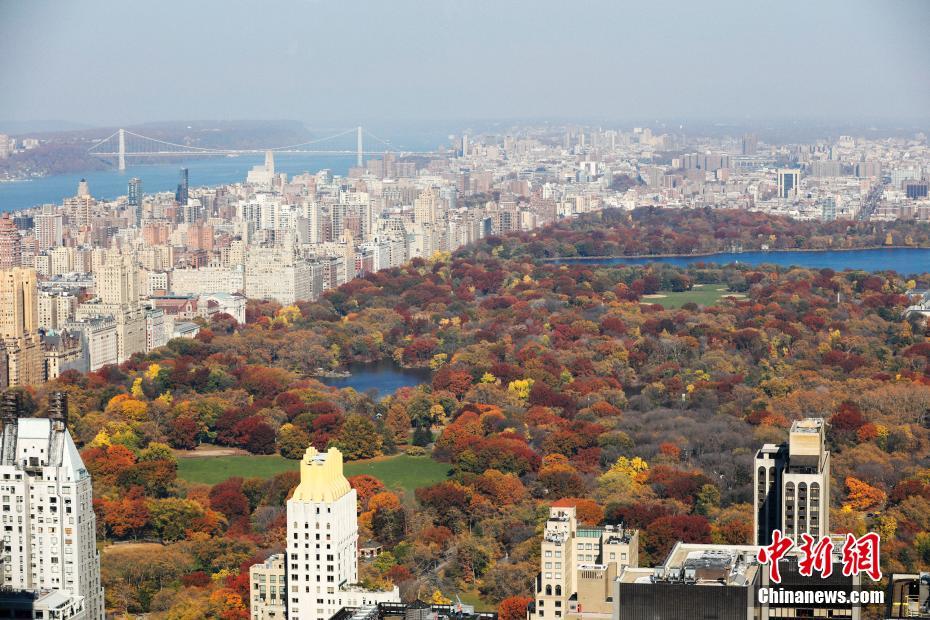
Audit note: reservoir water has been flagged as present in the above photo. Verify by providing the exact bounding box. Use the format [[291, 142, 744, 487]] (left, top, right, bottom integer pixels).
[[553, 248, 930, 275], [319, 360, 431, 400]]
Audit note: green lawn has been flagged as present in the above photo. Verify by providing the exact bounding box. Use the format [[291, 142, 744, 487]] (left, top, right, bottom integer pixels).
[[455, 587, 496, 612], [640, 285, 744, 309], [177, 453, 450, 494]]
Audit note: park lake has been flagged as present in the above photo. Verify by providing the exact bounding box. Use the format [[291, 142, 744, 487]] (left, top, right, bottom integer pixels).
[[318, 360, 432, 401]]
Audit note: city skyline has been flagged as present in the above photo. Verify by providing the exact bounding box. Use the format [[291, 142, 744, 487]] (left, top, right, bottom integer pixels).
[[1, 0, 929, 127]]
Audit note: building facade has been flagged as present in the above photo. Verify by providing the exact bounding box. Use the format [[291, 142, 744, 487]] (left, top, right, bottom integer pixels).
[[0, 267, 44, 386], [0, 392, 105, 619], [250, 447, 399, 620], [753, 418, 830, 546], [528, 504, 638, 620]]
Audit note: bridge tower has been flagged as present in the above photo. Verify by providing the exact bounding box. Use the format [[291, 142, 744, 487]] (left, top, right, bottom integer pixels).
[[118, 128, 126, 172], [356, 126, 363, 168]]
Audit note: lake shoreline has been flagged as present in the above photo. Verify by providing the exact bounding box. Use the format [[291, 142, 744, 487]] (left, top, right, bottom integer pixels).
[[543, 245, 930, 262]]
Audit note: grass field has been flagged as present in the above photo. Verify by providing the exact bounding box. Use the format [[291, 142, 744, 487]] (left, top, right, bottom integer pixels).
[[456, 587, 496, 612], [177, 453, 450, 493], [641, 285, 744, 309]]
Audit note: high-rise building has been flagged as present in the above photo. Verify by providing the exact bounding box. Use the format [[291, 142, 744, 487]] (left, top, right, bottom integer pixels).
[[35, 211, 64, 252], [753, 418, 830, 546], [95, 256, 138, 307], [0, 214, 22, 269], [250, 447, 399, 620], [0, 392, 105, 619], [527, 504, 638, 620], [414, 187, 439, 225], [0, 267, 44, 386], [128, 177, 143, 224], [244, 247, 314, 304], [741, 133, 758, 156], [776, 168, 800, 199], [175, 168, 189, 208]]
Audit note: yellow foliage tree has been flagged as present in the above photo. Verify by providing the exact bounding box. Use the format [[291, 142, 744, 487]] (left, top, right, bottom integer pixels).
[[131, 377, 145, 399], [507, 378, 535, 400], [144, 363, 161, 381]]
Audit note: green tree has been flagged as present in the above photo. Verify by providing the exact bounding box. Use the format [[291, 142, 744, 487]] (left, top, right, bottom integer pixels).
[[148, 498, 206, 542], [330, 416, 383, 460], [278, 423, 311, 459]]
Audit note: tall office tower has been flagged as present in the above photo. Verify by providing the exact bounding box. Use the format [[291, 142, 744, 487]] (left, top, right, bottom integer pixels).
[[461, 133, 469, 157], [175, 167, 189, 208], [777, 168, 800, 199], [741, 133, 758, 156], [35, 211, 64, 252], [0, 214, 21, 269], [0, 392, 105, 619], [753, 417, 830, 545], [0, 267, 43, 386], [264, 446, 399, 620], [128, 177, 142, 224], [527, 504, 638, 620]]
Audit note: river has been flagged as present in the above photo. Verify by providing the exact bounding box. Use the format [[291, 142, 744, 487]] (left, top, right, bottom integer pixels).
[[0, 153, 356, 213], [552, 248, 930, 274], [318, 360, 431, 400]]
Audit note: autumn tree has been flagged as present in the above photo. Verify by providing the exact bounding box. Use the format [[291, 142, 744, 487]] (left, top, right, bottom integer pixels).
[[330, 416, 383, 460]]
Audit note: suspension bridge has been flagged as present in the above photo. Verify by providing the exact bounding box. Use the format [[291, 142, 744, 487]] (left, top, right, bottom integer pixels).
[[87, 126, 432, 171]]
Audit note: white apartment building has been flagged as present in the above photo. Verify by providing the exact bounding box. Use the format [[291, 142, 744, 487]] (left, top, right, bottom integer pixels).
[[63, 316, 118, 371], [171, 266, 245, 296], [0, 392, 104, 619], [245, 248, 313, 305], [250, 447, 399, 620], [144, 307, 169, 352]]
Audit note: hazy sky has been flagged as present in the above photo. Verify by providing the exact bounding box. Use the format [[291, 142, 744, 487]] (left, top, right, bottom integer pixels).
[[1, 0, 928, 126]]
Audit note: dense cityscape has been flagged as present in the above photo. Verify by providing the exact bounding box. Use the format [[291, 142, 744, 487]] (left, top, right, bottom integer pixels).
[[3, 0, 930, 619]]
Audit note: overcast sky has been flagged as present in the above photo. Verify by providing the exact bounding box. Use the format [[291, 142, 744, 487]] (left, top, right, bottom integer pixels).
[[1, 0, 928, 127]]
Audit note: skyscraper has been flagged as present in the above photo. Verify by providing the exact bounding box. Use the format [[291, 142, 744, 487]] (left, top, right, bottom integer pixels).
[[128, 177, 142, 224], [777, 168, 800, 199], [175, 167, 189, 207], [35, 209, 64, 252], [0, 214, 21, 269], [0, 267, 43, 386], [250, 446, 399, 620], [0, 391, 105, 619], [287, 446, 358, 620], [741, 133, 758, 156], [753, 417, 830, 545]]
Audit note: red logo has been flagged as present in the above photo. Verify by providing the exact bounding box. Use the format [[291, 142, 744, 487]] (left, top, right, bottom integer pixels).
[[797, 533, 834, 578], [841, 532, 882, 581], [757, 530, 882, 583], [757, 530, 794, 583]]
